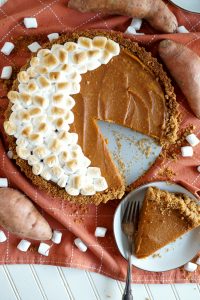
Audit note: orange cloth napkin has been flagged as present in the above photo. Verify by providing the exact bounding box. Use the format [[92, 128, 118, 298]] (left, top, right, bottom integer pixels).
[[0, 0, 200, 283]]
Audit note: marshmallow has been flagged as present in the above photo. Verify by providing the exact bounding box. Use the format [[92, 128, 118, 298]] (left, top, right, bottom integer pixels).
[[17, 71, 29, 83], [1, 42, 14, 55], [24, 17, 38, 29], [72, 51, 88, 65], [196, 257, 200, 265], [32, 162, 44, 175], [38, 76, 50, 89], [130, 18, 143, 30], [27, 67, 38, 78], [17, 240, 31, 252], [56, 82, 71, 92], [0, 178, 8, 187], [64, 111, 74, 124], [7, 150, 13, 159], [105, 39, 120, 56], [21, 125, 33, 137], [87, 60, 101, 71], [65, 159, 79, 173], [30, 57, 39, 67], [57, 49, 68, 64], [51, 165, 64, 182], [70, 174, 85, 189], [47, 33, 59, 42], [74, 238, 87, 252], [33, 95, 48, 109], [27, 155, 40, 166], [181, 146, 193, 157], [81, 184, 95, 196], [7, 90, 19, 103], [78, 37, 93, 49], [94, 227, 107, 237], [0, 231, 7, 242], [184, 262, 197, 272], [92, 36, 107, 49], [16, 146, 30, 159], [54, 118, 70, 131], [71, 82, 80, 94], [33, 146, 49, 159], [42, 53, 59, 68], [38, 242, 50, 256], [177, 26, 189, 33], [57, 174, 69, 187], [16, 137, 28, 147], [125, 26, 136, 35], [37, 49, 51, 58], [64, 42, 78, 52], [3, 120, 17, 135], [20, 93, 32, 106], [99, 49, 113, 65], [65, 186, 79, 196], [40, 167, 52, 181], [93, 177, 108, 192], [28, 42, 41, 53], [87, 167, 101, 178], [65, 96, 75, 110], [51, 230, 62, 244], [197, 166, 200, 173], [44, 155, 58, 167], [77, 64, 87, 74], [1, 66, 12, 79], [27, 79, 38, 92], [186, 133, 199, 147]]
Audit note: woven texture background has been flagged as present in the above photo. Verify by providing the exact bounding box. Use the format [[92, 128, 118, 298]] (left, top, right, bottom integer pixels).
[[0, 0, 200, 283]]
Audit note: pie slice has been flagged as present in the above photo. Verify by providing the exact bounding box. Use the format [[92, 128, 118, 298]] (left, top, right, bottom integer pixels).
[[135, 186, 200, 258]]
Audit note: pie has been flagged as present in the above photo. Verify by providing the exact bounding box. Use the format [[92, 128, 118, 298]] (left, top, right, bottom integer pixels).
[[135, 186, 200, 258], [3, 30, 179, 205]]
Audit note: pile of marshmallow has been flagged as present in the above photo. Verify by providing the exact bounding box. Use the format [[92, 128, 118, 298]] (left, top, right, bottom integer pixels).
[[124, 18, 189, 36], [3, 20, 122, 196], [0, 225, 107, 256]]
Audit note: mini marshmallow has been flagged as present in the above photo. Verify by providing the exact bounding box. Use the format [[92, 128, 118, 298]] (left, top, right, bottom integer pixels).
[[65, 186, 79, 196], [7, 150, 13, 159], [87, 167, 101, 178], [181, 146, 193, 157], [51, 230, 62, 244], [47, 33, 59, 42], [184, 262, 197, 272], [32, 162, 44, 175], [28, 42, 41, 53], [130, 18, 143, 30], [81, 184, 95, 196], [177, 26, 189, 33], [0, 178, 8, 187], [74, 238, 87, 252], [93, 177, 108, 192], [0, 230, 7, 242], [57, 174, 69, 187], [196, 257, 200, 265], [186, 133, 199, 147], [1, 66, 12, 79], [24, 17, 38, 29], [125, 26, 136, 35], [17, 240, 31, 252], [38, 242, 50, 256], [40, 167, 52, 181], [95, 227, 107, 237], [1, 42, 14, 55]]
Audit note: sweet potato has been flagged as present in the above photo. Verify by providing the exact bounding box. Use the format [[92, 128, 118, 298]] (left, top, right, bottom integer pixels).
[[0, 188, 52, 240], [68, 0, 178, 33], [159, 40, 200, 118]]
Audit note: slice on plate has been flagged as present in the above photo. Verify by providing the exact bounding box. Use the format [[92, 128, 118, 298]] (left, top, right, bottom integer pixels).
[[135, 186, 200, 258]]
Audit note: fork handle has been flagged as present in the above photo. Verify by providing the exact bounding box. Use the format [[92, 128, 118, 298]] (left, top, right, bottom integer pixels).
[[122, 253, 133, 300]]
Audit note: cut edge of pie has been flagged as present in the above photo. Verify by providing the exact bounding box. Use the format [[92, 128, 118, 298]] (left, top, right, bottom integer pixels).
[[4, 30, 179, 205], [135, 186, 200, 258]]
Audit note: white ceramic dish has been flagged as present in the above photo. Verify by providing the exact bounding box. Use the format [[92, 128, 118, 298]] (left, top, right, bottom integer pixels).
[[113, 181, 200, 272], [170, 0, 200, 13]]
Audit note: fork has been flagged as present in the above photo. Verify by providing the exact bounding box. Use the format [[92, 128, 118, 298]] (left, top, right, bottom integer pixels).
[[121, 200, 140, 300]]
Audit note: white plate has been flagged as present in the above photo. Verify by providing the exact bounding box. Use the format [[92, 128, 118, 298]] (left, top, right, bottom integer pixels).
[[170, 0, 200, 13], [97, 121, 161, 185], [113, 181, 200, 272]]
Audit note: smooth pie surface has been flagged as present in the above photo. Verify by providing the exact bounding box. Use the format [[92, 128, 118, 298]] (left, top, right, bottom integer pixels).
[[72, 50, 166, 189]]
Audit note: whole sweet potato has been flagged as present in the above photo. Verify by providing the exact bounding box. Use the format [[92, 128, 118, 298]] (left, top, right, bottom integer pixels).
[[159, 40, 200, 118], [68, 0, 178, 33], [0, 188, 52, 240]]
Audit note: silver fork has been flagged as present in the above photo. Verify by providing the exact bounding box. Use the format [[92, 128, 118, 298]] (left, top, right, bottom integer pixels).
[[121, 200, 140, 300]]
